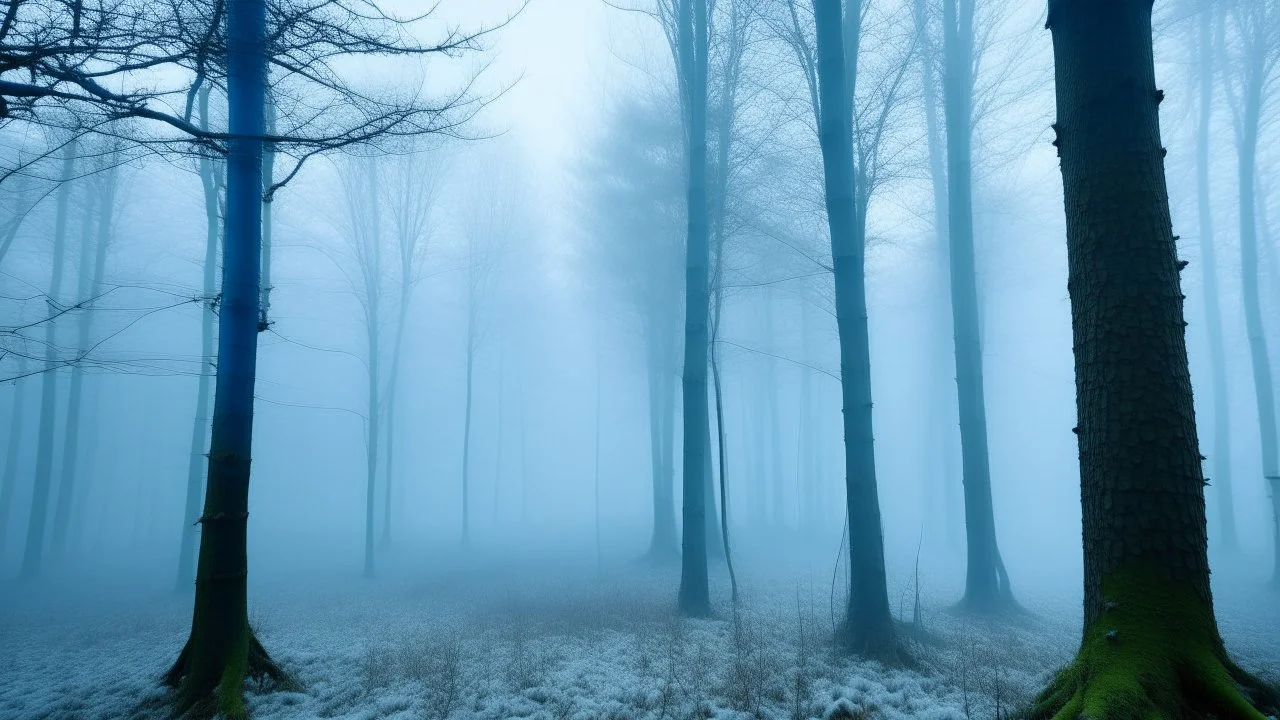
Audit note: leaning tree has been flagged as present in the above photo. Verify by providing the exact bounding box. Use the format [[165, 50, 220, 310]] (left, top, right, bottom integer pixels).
[[1033, 1, 1278, 717]]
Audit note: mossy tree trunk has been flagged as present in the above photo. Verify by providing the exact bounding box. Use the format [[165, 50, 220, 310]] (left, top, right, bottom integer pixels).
[[813, 0, 897, 659], [165, 0, 288, 715], [1035, 2, 1275, 717]]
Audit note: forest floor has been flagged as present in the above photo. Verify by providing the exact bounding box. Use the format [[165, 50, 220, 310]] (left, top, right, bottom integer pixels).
[[2, 541, 1279, 720]]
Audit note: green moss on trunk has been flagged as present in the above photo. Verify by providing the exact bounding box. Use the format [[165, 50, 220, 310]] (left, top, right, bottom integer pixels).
[[1030, 571, 1274, 720]]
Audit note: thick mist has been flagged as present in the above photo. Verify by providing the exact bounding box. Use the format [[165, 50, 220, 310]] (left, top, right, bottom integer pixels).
[[1, 1, 1279, 719]]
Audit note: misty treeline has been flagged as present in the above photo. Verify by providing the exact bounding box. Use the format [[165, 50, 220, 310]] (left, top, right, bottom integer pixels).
[[0, 0, 1279, 717]]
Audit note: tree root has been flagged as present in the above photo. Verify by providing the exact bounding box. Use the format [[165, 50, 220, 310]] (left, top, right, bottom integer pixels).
[[164, 629, 297, 720], [1027, 571, 1278, 720]]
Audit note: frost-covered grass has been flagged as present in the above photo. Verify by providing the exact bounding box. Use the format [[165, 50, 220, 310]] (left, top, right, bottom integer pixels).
[[1, 545, 1277, 720]]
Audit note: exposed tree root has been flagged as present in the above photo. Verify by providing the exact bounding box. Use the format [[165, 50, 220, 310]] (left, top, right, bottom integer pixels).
[[164, 629, 296, 720], [1028, 572, 1278, 720]]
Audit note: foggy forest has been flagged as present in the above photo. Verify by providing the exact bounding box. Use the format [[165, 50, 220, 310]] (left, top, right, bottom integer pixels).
[[1, 0, 1279, 718]]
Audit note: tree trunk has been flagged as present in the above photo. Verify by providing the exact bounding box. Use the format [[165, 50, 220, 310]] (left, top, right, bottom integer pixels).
[[1033, 3, 1273, 716], [943, 0, 1014, 613], [0, 357, 27, 557], [165, 1, 288, 713], [51, 163, 117, 559], [19, 140, 77, 580], [461, 315, 475, 548], [361, 160, 383, 578], [179, 87, 223, 590], [813, 0, 896, 658], [763, 290, 785, 529], [646, 327, 679, 561], [676, 0, 711, 617], [364, 310, 380, 576], [1194, 8, 1236, 553]]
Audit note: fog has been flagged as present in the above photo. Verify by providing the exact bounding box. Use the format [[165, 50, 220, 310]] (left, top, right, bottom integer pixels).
[[2, 1, 1279, 718]]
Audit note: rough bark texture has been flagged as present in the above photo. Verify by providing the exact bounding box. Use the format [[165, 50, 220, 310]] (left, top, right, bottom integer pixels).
[[1035, 2, 1274, 717], [19, 140, 76, 580], [813, 0, 896, 659], [676, 0, 711, 617], [166, 1, 289, 714], [942, 0, 1014, 613]]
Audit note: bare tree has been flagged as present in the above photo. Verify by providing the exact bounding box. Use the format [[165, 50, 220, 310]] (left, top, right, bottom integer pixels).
[[380, 149, 442, 548], [49, 145, 122, 559], [455, 155, 522, 548]]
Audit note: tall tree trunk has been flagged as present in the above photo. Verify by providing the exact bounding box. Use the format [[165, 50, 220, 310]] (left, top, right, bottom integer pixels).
[[165, 0, 288, 712], [646, 326, 679, 560], [943, 0, 1014, 612], [1033, 3, 1273, 716], [362, 161, 382, 578], [1232, 68, 1280, 584], [0, 357, 27, 557], [710, 276, 738, 600], [763, 290, 785, 528], [676, 0, 711, 617], [19, 140, 77, 580], [915, 0, 962, 547], [461, 311, 475, 547], [593, 305, 603, 570], [51, 161, 118, 559], [813, 0, 896, 658], [179, 87, 223, 590], [1194, 7, 1236, 552], [364, 310, 380, 576]]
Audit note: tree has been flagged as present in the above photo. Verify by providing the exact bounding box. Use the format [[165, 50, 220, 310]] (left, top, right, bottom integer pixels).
[[811, 0, 897, 657], [49, 146, 122, 559], [455, 155, 521, 548], [1186, 0, 1237, 552], [338, 156, 388, 577], [1032, 2, 1277, 716], [579, 89, 684, 562], [1218, 0, 1280, 581], [381, 150, 440, 548], [17, 138, 77, 579], [675, 0, 713, 617], [940, 0, 1014, 612], [178, 85, 225, 589]]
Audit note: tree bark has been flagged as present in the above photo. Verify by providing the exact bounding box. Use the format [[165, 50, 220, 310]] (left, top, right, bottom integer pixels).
[[166, 1, 288, 713], [19, 139, 77, 580], [1034, 3, 1272, 716], [813, 0, 896, 658]]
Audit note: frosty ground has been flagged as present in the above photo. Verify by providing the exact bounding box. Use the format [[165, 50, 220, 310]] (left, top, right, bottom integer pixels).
[[3, 542, 1278, 720]]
